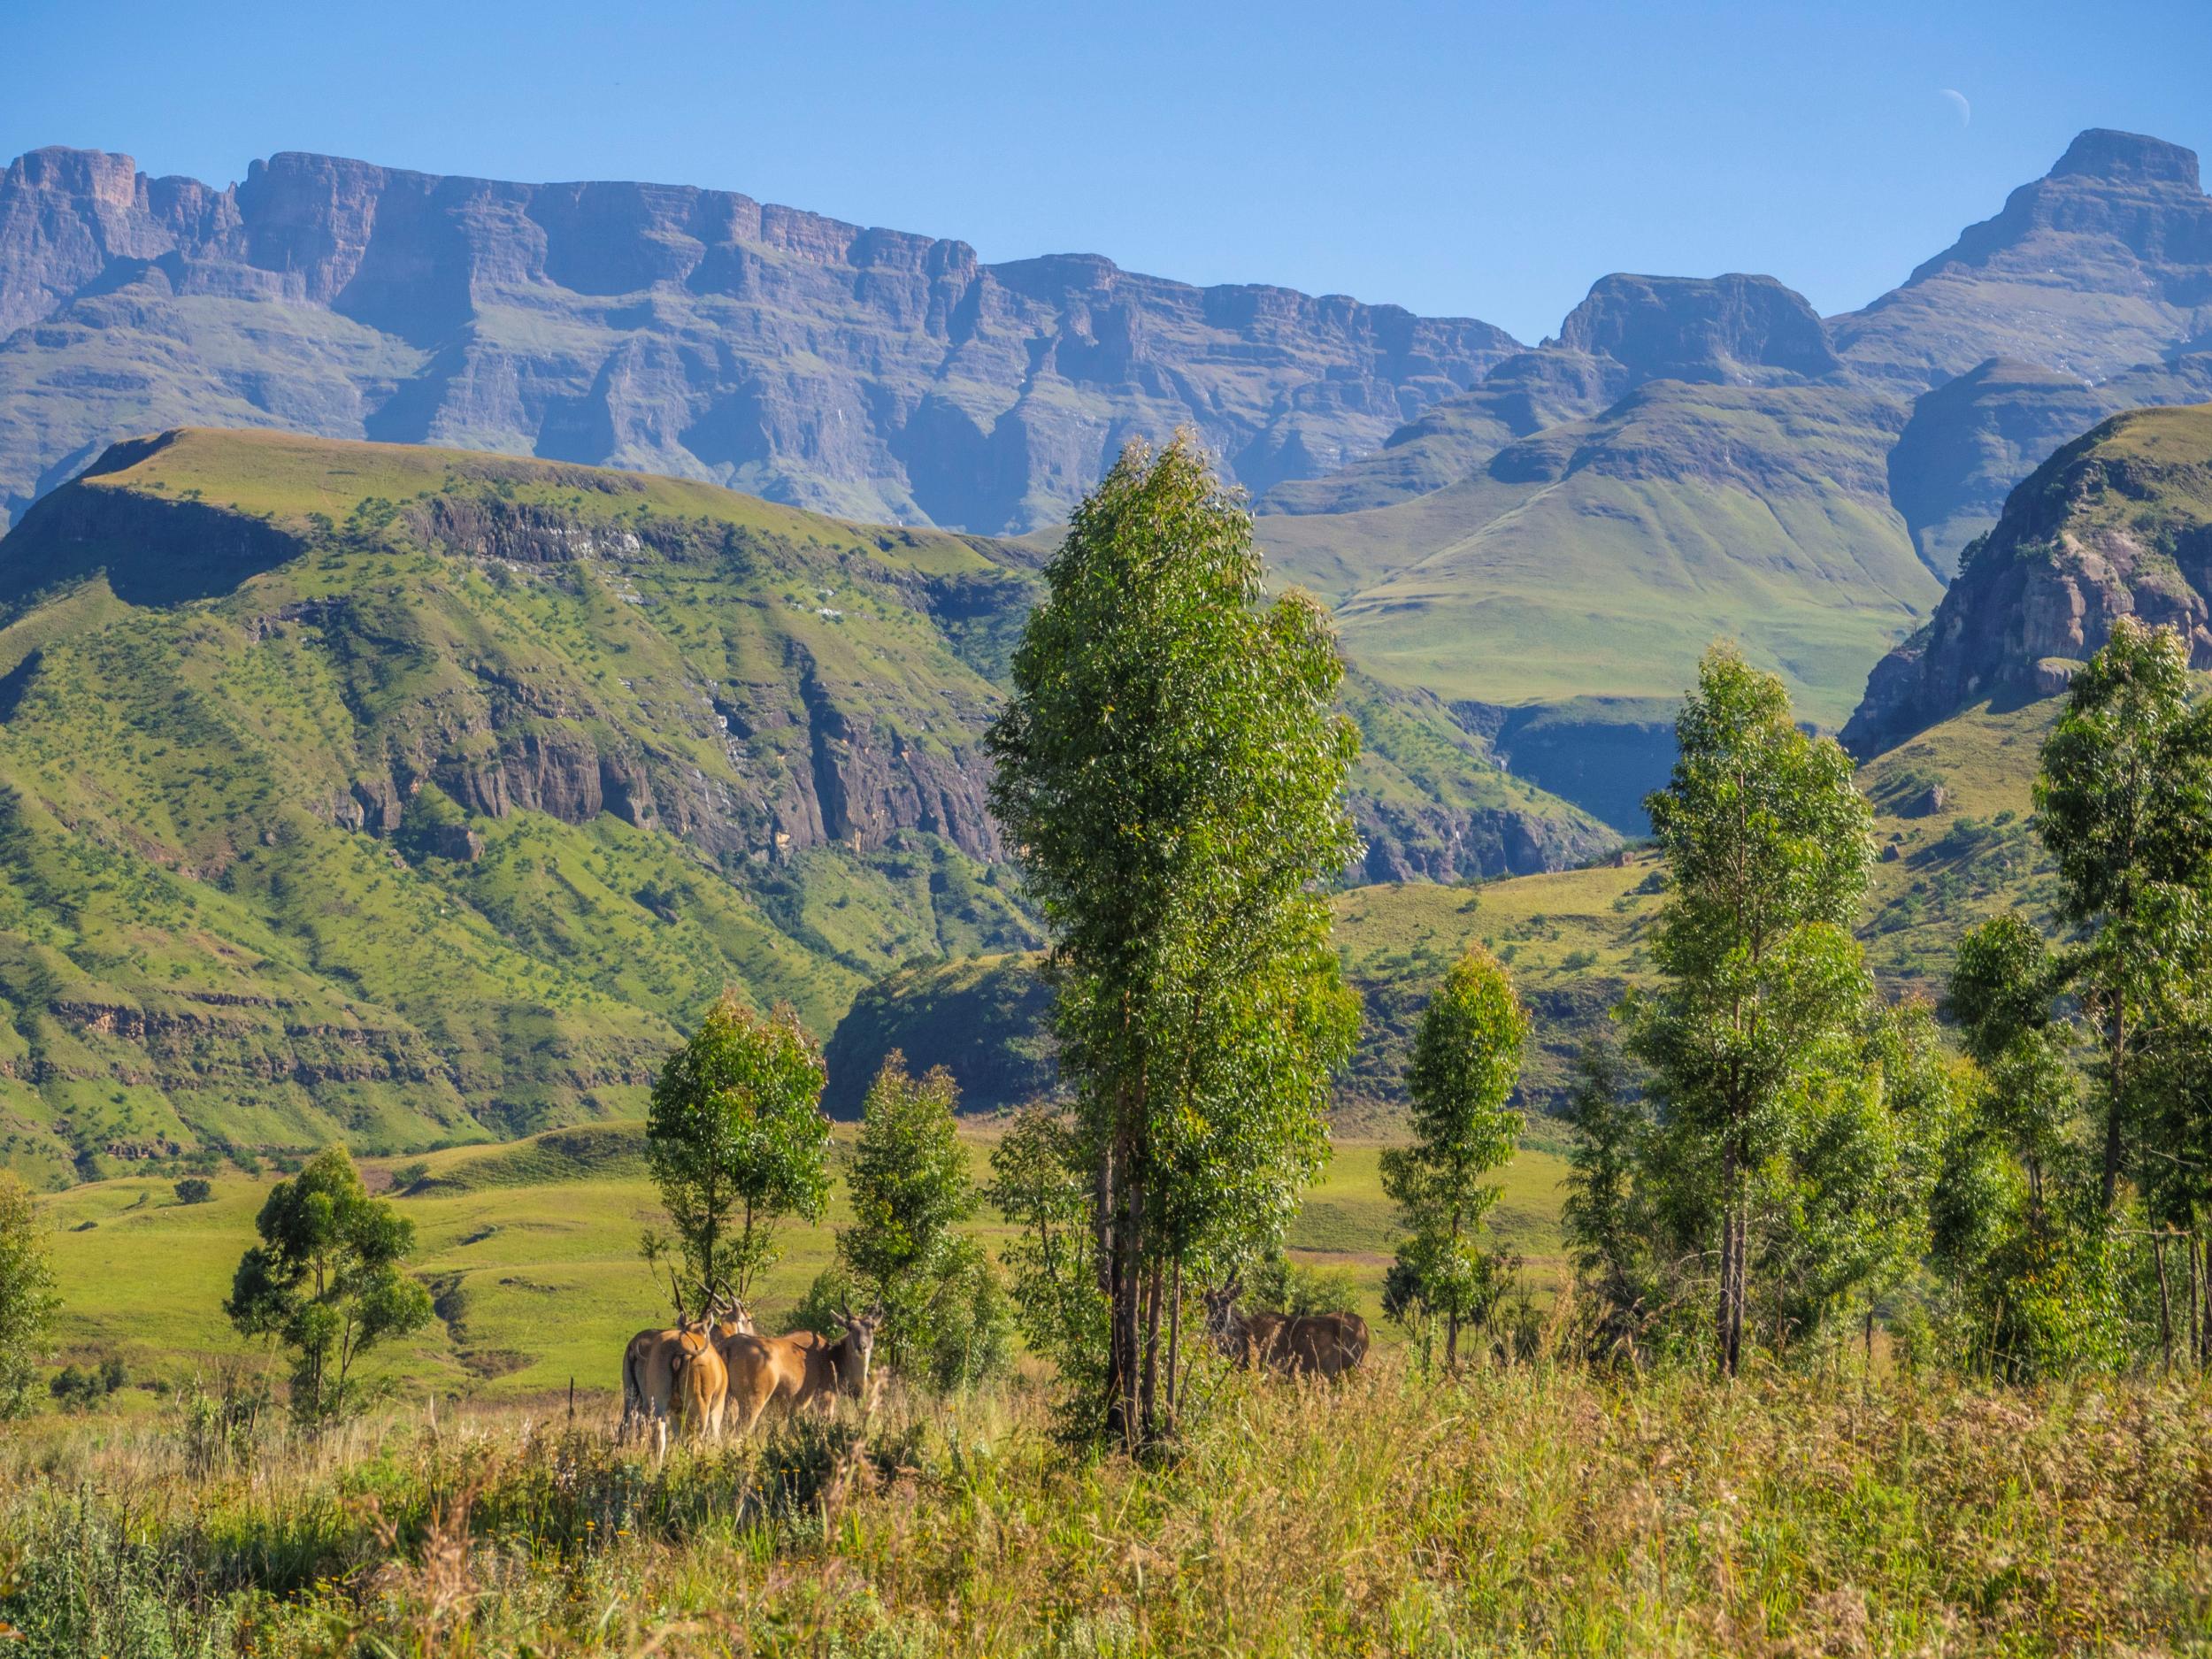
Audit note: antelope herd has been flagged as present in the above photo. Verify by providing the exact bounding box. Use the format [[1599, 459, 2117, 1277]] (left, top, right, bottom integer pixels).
[[620, 1279, 1366, 1455], [619, 1281, 887, 1459]]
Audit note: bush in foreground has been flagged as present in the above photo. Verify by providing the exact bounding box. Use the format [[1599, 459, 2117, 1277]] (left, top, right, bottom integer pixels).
[[1, 1360, 2207, 1655]]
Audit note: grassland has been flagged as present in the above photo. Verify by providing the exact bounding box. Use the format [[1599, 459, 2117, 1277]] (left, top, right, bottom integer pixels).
[[1259, 382, 1939, 732], [5, 1348, 2206, 1655], [31, 1123, 1571, 1405]]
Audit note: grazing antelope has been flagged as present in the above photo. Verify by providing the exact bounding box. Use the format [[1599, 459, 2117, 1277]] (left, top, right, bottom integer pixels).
[[619, 1281, 752, 1450], [1205, 1283, 1369, 1379], [719, 1304, 883, 1438]]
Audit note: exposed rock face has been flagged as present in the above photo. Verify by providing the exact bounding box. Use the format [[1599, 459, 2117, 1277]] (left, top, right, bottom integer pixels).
[[1835, 130, 2212, 394], [1353, 796, 1613, 883], [1886, 357, 2120, 577], [1557, 273, 1843, 387], [0, 145, 1522, 533], [1260, 275, 1841, 516], [1842, 403, 2212, 755]]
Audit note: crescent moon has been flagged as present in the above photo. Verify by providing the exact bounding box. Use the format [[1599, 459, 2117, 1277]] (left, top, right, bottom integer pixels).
[[1939, 88, 1971, 127]]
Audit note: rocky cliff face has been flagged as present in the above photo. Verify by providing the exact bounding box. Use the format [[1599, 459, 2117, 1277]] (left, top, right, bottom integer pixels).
[[1834, 129, 2212, 394], [1885, 358, 2121, 577], [1260, 274, 1842, 517], [0, 146, 1522, 534], [1842, 403, 2212, 755]]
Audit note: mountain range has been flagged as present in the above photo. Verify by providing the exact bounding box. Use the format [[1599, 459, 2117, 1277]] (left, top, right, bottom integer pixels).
[[7, 129, 2212, 832], [0, 146, 1518, 536], [4, 127, 2212, 1179], [0, 426, 1607, 1183]]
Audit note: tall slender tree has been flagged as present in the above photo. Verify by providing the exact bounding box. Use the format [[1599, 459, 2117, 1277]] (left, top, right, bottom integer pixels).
[[0, 1171, 57, 1420], [2033, 617, 2212, 1212], [987, 434, 1362, 1448], [644, 992, 831, 1309], [1382, 948, 1529, 1367], [1631, 645, 1873, 1375]]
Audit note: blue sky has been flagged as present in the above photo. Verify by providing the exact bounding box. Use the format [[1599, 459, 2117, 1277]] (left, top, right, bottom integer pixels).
[[8, 0, 2208, 343]]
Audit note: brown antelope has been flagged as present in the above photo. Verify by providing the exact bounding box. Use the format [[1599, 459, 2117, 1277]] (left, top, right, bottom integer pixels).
[[719, 1304, 883, 1438], [667, 1323, 728, 1452], [1205, 1283, 1369, 1379], [619, 1281, 752, 1451]]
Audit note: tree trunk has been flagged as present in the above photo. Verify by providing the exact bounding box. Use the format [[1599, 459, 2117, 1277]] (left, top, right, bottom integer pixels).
[[1111, 1141, 1145, 1453], [1716, 1137, 1744, 1378], [1445, 1309, 1459, 1371], [1093, 1141, 1115, 1301], [2185, 1239, 2203, 1380], [1165, 1260, 1183, 1420], [2155, 1233, 2174, 1376], [2102, 1002, 2127, 1212], [1140, 1256, 1164, 1440]]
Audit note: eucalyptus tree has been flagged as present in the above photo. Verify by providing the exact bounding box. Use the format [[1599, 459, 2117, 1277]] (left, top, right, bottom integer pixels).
[[987, 434, 1362, 1448], [1382, 948, 1529, 1367], [1630, 645, 1874, 1375], [833, 1053, 1010, 1386], [644, 991, 830, 1310], [0, 1171, 57, 1420], [225, 1148, 432, 1425], [2033, 617, 2212, 1212]]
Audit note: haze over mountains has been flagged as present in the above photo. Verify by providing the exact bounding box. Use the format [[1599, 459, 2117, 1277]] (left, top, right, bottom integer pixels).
[[6, 129, 2212, 833], [2, 125, 2212, 1180], [0, 146, 1520, 536]]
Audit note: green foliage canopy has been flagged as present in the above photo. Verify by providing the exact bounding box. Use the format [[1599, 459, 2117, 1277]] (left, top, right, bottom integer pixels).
[[0, 1171, 58, 1419], [1629, 645, 1876, 1374], [1382, 948, 1528, 1365], [224, 1148, 432, 1425], [644, 991, 831, 1308], [833, 1053, 1010, 1387], [986, 435, 1363, 1444]]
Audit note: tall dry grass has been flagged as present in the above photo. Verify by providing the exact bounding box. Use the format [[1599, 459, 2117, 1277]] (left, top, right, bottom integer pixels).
[[2, 1357, 2208, 1655]]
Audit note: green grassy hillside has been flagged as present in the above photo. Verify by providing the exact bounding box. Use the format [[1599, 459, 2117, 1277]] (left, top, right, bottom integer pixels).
[[0, 429, 1608, 1185], [1261, 382, 1938, 733], [0, 431, 1043, 1182]]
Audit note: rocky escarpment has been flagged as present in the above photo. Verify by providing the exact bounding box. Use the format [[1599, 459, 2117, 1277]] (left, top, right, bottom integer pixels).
[[0, 144, 1523, 534], [1835, 129, 2212, 394], [1261, 274, 1845, 517], [1843, 403, 2212, 755], [1885, 358, 2121, 578], [0, 429, 1619, 1183]]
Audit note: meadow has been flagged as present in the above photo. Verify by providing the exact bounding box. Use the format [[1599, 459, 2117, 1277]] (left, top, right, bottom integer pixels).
[[33, 1125, 1571, 1406], [4, 1342, 2206, 1655]]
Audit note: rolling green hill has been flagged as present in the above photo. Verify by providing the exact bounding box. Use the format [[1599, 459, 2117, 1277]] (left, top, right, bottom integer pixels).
[[1256, 377, 1941, 833], [846, 692, 2064, 1126], [0, 428, 1607, 1185]]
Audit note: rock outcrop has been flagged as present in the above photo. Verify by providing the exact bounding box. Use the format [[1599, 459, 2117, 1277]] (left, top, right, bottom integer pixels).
[[1835, 130, 2212, 394], [1842, 403, 2212, 755], [0, 145, 1522, 534]]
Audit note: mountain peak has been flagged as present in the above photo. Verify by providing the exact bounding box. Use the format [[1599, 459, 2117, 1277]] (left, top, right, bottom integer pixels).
[[2049, 128, 2200, 190], [1556, 272, 1839, 386]]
